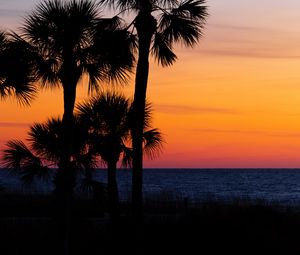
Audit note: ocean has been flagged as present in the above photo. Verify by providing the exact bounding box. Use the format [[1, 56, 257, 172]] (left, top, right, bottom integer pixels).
[[1, 168, 300, 206]]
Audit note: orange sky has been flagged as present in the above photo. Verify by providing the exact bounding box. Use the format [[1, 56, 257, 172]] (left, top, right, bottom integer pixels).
[[2, 1, 300, 167]]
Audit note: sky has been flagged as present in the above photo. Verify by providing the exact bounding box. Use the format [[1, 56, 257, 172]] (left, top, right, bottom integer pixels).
[[2, 0, 300, 168]]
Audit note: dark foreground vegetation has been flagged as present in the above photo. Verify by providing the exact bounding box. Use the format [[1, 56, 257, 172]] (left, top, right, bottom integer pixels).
[[0, 191, 299, 255]]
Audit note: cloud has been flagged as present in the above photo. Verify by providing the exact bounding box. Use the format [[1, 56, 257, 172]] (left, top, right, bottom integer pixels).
[[200, 49, 300, 59], [154, 104, 239, 115], [197, 22, 300, 59], [0, 122, 30, 128], [268, 133, 300, 138], [208, 23, 260, 32], [194, 128, 300, 138], [197, 128, 261, 134], [208, 22, 287, 34]]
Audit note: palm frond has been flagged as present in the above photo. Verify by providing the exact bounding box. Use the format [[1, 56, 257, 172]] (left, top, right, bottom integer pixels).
[[171, 0, 208, 19], [121, 146, 133, 168], [22, 0, 98, 50], [21, 0, 103, 88], [143, 102, 154, 129], [22, 0, 66, 51], [78, 91, 131, 130], [99, 0, 139, 12], [73, 150, 98, 172], [83, 62, 107, 93], [2, 140, 38, 169], [154, 0, 180, 9], [2, 140, 49, 184], [18, 0, 135, 100], [0, 83, 37, 106], [127, 100, 153, 134], [79, 177, 108, 199], [28, 118, 63, 161], [65, 0, 100, 46], [0, 30, 7, 51], [78, 177, 94, 194], [19, 165, 50, 185], [159, 13, 200, 46], [151, 31, 177, 66], [35, 57, 60, 89], [29, 116, 89, 161], [93, 28, 135, 84], [143, 128, 164, 160], [0, 33, 38, 105], [159, 0, 207, 47], [76, 99, 95, 122], [77, 91, 135, 166], [96, 16, 122, 31], [80, 22, 135, 91]]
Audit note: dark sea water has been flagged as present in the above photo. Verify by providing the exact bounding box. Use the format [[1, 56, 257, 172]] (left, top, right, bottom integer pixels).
[[1, 168, 300, 205]]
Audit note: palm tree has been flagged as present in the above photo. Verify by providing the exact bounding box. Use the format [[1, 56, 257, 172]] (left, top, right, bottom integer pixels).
[[2, 1, 134, 253], [99, 0, 208, 217], [77, 91, 163, 221], [16, 0, 134, 201], [2, 116, 102, 255], [0, 30, 36, 104], [2, 117, 94, 184], [2, 92, 163, 222], [12, 2, 134, 252]]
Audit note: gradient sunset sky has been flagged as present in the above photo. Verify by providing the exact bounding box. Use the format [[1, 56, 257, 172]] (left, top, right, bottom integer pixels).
[[2, 0, 300, 168]]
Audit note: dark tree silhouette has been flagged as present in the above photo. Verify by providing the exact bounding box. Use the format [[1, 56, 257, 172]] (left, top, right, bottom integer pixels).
[[100, 0, 208, 217], [2, 116, 108, 255], [2, 91, 163, 222], [0, 31, 36, 104], [77, 91, 163, 221], [1, 1, 134, 253], [18, 0, 134, 205], [2, 117, 94, 184]]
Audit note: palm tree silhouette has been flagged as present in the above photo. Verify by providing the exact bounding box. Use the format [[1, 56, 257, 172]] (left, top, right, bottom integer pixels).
[[0, 31, 36, 104], [100, 0, 208, 217], [2, 92, 163, 222], [2, 115, 100, 253], [16, 0, 134, 202], [1, 1, 134, 253], [77, 91, 163, 221], [2, 1, 134, 251], [2, 117, 94, 184], [6, 0, 133, 254]]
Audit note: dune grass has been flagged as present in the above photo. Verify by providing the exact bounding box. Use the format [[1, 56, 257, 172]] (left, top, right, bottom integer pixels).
[[0, 191, 299, 255]]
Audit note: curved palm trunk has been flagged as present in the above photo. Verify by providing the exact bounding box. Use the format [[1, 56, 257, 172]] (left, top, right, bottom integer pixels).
[[132, 11, 156, 220], [107, 160, 120, 222]]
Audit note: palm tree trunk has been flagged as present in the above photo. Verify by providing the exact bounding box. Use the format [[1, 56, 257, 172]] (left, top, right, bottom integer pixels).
[[55, 62, 78, 198], [107, 161, 120, 222], [54, 82, 77, 255], [57, 81, 77, 196], [132, 11, 156, 220]]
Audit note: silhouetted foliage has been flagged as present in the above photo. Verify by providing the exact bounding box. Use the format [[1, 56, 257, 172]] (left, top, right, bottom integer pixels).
[[0, 31, 37, 104], [77, 91, 163, 220], [2, 117, 95, 183], [99, 0, 208, 217], [1, 2, 135, 252], [2, 92, 163, 223], [2, 0, 135, 189]]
